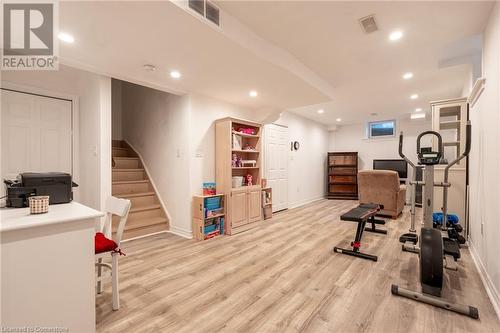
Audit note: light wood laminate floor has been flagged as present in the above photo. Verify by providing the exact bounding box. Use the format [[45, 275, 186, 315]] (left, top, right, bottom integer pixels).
[[96, 199, 500, 333]]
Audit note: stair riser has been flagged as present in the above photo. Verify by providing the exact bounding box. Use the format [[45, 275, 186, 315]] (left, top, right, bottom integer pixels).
[[127, 195, 158, 207], [112, 149, 132, 157], [112, 208, 164, 227], [112, 170, 146, 182], [112, 182, 151, 195], [113, 159, 140, 169], [112, 140, 125, 148]]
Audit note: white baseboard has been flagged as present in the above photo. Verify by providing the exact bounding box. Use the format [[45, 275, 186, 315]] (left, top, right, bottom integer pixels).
[[288, 196, 325, 210], [168, 225, 193, 239], [469, 240, 500, 320]]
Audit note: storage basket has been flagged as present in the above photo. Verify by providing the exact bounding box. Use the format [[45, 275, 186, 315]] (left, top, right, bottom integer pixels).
[[232, 176, 244, 188], [28, 196, 49, 214]]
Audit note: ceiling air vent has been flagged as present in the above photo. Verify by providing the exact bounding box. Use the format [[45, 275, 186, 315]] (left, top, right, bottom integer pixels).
[[188, 0, 220, 27], [188, 0, 204, 16], [359, 15, 378, 34], [206, 1, 220, 26]]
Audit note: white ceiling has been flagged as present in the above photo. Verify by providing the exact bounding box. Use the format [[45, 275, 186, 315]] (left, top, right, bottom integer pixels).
[[58, 1, 330, 110], [58, 1, 493, 125], [218, 0, 493, 124]]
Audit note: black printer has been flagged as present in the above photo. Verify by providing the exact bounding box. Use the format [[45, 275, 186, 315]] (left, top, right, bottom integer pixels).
[[4, 172, 78, 208]]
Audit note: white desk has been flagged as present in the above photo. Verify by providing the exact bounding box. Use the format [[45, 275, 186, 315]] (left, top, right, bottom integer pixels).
[[1, 202, 103, 333]]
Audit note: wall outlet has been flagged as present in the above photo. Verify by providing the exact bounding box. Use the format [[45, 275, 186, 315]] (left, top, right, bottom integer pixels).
[[195, 151, 203, 158]]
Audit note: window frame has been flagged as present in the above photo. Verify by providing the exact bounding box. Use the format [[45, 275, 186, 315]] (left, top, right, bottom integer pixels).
[[367, 120, 396, 139]]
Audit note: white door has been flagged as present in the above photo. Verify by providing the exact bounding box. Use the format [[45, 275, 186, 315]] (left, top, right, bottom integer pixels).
[[264, 124, 288, 212], [1, 89, 72, 197]]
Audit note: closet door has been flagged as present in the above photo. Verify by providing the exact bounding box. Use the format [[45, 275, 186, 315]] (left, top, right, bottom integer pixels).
[[231, 189, 248, 227], [264, 124, 288, 212], [1, 89, 72, 198], [247, 188, 262, 223]]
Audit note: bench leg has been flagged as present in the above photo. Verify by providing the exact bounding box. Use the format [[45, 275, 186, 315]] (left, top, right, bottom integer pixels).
[[333, 219, 378, 261], [365, 216, 387, 235]]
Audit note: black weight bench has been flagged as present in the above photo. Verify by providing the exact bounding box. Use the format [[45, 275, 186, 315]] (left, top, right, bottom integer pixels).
[[333, 203, 386, 262]]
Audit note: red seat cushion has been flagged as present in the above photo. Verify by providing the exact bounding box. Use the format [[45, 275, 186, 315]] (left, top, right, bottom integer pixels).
[[95, 232, 118, 254]]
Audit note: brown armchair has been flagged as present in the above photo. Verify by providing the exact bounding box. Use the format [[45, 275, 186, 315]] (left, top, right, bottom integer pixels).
[[358, 170, 406, 219]]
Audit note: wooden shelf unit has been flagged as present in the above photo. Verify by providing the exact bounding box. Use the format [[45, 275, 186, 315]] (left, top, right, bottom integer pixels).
[[192, 194, 226, 241], [262, 187, 272, 220], [216, 117, 263, 235], [327, 152, 359, 200]]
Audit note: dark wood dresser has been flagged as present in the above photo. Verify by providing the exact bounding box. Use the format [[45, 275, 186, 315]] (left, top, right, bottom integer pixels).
[[327, 152, 358, 200]]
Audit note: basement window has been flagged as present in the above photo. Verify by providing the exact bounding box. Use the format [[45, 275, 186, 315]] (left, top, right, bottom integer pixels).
[[368, 120, 396, 138]]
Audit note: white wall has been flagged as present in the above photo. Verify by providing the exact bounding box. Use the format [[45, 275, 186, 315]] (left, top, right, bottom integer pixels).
[[330, 118, 431, 172], [1, 65, 112, 211], [111, 79, 123, 140], [120, 81, 192, 237], [188, 93, 260, 196], [468, 3, 500, 317], [275, 112, 329, 208]]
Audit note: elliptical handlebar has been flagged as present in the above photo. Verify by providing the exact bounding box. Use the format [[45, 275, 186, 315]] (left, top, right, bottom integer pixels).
[[399, 131, 416, 168], [416, 130, 443, 158]]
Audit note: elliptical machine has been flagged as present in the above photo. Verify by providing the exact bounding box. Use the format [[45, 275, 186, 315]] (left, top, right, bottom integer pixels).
[[391, 121, 478, 319]]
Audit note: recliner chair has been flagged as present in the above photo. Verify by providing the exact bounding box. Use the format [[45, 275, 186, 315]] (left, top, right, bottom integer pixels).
[[358, 170, 406, 219]]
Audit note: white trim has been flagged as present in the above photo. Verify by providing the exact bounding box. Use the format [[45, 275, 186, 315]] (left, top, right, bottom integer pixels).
[[468, 78, 486, 108], [469, 240, 500, 320], [168, 225, 193, 239], [288, 196, 324, 210], [123, 139, 173, 224], [0, 81, 80, 201]]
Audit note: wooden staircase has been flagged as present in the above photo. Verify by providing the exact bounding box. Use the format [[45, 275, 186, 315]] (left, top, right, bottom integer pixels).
[[112, 140, 168, 240]]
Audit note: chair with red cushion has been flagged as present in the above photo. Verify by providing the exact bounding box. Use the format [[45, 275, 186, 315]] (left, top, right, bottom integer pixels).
[[95, 196, 131, 310]]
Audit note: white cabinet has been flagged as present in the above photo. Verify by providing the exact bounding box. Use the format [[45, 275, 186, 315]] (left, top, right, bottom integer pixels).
[[430, 97, 468, 227]]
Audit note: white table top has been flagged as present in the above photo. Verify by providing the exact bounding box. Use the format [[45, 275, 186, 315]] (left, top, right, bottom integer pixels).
[[0, 202, 104, 232]]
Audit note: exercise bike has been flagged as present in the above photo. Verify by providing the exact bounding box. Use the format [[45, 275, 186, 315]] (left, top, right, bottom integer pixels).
[[391, 121, 478, 319]]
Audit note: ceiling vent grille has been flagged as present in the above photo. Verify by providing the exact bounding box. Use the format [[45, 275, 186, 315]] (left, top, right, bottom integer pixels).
[[359, 15, 378, 34], [188, 0, 220, 27]]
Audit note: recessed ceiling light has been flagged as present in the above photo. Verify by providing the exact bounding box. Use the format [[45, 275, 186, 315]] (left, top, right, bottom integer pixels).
[[415, 108, 422, 112], [389, 30, 403, 41], [336, 118, 342, 122], [58, 32, 74, 43], [170, 70, 181, 79], [410, 94, 419, 100], [411, 113, 426, 120], [249, 90, 258, 97], [143, 64, 156, 72], [317, 109, 324, 114], [403, 72, 413, 80]]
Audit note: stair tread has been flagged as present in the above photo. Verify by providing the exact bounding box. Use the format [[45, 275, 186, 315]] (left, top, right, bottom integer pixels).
[[112, 147, 129, 151], [114, 216, 167, 233], [113, 156, 139, 160], [116, 192, 155, 198], [130, 204, 161, 213], [112, 168, 145, 172], [113, 179, 149, 185]]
